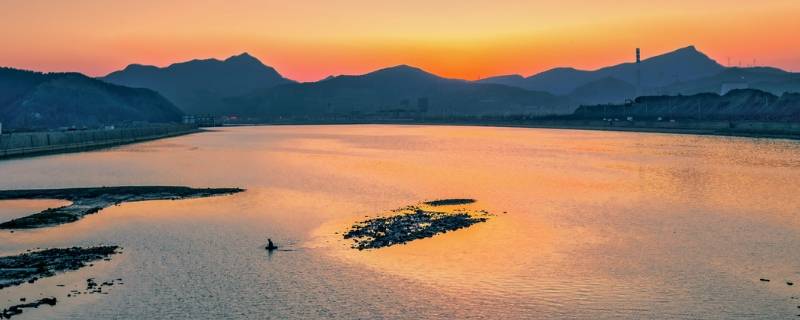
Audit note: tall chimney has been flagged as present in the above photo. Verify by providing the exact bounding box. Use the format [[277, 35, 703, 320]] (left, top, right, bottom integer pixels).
[[636, 48, 642, 97]]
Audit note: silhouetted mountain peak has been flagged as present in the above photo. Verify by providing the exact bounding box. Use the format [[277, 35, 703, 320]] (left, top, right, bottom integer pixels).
[[478, 45, 725, 96], [122, 64, 159, 72], [366, 65, 441, 80], [647, 45, 719, 65], [379, 64, 426, 73], [547, 67, 580, 73], [101, 52, 294, 115], [224, 52, 261, 64]]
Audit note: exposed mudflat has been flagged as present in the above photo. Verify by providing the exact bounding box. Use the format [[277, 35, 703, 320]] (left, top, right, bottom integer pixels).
[[0, 246, 120, 290], [0, 186, 243, 229], [343, 199, 492, 250]]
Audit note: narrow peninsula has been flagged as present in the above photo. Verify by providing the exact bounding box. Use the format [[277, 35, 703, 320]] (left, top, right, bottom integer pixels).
[[0, 186, 244, 229]]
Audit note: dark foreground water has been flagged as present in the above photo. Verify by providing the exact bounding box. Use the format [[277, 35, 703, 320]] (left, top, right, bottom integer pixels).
[[1, 125, 799, 319]]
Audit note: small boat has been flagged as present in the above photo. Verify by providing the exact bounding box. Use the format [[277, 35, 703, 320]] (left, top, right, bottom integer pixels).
[[265, 238, 278, 251]]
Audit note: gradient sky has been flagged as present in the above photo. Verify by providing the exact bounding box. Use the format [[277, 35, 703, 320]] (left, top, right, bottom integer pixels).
[[1, 0, 798, 82]]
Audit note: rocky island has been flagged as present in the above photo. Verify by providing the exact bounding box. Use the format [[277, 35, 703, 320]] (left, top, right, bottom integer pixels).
[[0, 246, 120, 290], [0, 186, 244, 229], [343, 199, 492, 250]]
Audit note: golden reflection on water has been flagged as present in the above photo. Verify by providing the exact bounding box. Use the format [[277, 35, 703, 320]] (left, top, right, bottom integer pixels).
[[1, 125, 799, 318], [310, 203, 573, 295]]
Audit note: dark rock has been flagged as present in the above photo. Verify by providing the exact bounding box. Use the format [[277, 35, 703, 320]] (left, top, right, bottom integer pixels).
[[1, 297, 57, 319], [0, 246, 118, 289], [343, 200, 492, 250]]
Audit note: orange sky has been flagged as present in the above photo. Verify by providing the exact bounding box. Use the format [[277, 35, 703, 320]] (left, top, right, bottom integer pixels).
[[1, 0, 798, 82]]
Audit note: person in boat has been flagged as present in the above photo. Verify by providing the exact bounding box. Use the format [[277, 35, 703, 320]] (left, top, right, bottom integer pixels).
[[266, 238, 278, 251]]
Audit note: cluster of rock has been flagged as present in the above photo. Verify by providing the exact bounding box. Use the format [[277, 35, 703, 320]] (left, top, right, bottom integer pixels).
[[1, 297, 57, 319], [0, 246, 119, 289], [758, 277, 800, 316], [0, 185, 245, 317], [343, 199, 491, 250], [71, 277, 122, 296], [0, 186, 244, 229]]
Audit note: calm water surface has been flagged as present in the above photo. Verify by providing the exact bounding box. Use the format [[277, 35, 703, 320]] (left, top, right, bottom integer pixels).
[[1, 125, 799, 319]]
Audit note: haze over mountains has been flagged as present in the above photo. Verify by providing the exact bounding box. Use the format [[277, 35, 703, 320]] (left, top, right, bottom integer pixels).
[[0, 67, 182, 129], [2, 45, 800, 130], [226, 65, 571, 117], [100, 46, 800, 117]]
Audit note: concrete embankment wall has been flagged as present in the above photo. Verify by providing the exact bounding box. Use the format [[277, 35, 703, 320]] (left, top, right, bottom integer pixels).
[[0, 125, 198, 159]]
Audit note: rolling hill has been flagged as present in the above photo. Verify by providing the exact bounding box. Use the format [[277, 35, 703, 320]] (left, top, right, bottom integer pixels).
[[102, 53, 294, 115], [0, 67, 183, 129]]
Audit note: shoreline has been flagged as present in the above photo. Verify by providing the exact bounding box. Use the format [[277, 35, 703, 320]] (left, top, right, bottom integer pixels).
[[0, 125, 201, 161], [235, 119, 800, 141], [2, 119, 797, 162]]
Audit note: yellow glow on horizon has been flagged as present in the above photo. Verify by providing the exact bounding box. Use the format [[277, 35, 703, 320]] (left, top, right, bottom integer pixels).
[[1, 0, 798, 81]]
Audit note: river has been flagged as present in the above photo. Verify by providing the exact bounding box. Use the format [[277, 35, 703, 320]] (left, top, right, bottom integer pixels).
[[1, 125, 799, 319]]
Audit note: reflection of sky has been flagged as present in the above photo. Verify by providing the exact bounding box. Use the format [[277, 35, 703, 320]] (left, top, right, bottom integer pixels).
[[1, 125, 799, 318]]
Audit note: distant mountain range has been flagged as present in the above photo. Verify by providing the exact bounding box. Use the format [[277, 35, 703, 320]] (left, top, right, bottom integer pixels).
[[479, 46, 724, 94], [0, 67, 182, 129], [478, 46, 800, 105], [99, 46, 800, 117], [101, 53, 294, 115], [1, 46, 799, 129], [226, 65, 572, 117]]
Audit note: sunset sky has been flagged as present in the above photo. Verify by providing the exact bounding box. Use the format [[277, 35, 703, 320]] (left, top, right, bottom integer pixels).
[[2, 0, 798, 82]]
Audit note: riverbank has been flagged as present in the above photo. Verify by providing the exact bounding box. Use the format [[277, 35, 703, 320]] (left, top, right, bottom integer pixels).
[[249, 119, 800, 141], [0, 124, 200, 160]]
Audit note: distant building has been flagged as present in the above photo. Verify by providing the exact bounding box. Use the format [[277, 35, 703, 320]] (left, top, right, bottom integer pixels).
[[183, 114, 218, 127], [720, 83, 748, 95]]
